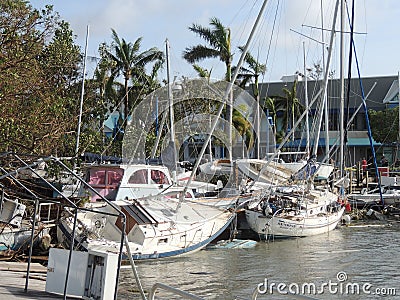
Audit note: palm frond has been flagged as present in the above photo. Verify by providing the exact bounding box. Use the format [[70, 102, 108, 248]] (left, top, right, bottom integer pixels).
[[193, 64, 211, 78], [183, 45, 220, 63]]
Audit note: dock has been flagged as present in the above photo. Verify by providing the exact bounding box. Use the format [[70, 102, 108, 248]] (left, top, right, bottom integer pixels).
[[0, 262, 63, 299]]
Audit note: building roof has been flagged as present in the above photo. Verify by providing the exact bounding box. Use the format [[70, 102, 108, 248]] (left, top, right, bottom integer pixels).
[[254, 75, 398, 111]]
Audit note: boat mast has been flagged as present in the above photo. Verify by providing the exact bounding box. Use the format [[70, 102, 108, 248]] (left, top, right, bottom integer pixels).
[[166, 38, 177, 183], [179, 0, 269, 201], [339, 0, 345, 177], [75, 25, 89, 163], [321, 0, 330, 159], [312, 0, 340, 158], [303, 41, 310, 159]]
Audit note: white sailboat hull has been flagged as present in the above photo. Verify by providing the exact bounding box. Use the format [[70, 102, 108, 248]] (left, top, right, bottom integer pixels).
[[245, 206, 345, 238], [244, 188, 345, 239], [58, 198, 234, 260]]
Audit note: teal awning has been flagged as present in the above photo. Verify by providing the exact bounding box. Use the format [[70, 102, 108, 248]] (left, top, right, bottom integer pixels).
[[346, 137, 381, 146], [285, 137, 380, 147]]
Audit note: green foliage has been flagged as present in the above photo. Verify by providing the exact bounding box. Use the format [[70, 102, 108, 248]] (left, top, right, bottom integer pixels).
[[233, 46, 266, 94], [263, 97, 277, 137], [368, 108, 399, 143], [0, 2, 165, 159], [232, 107, 254, 150], [266, 81, 304, 136], [193, 64, 212, 80], [0, 2, 81, 155]]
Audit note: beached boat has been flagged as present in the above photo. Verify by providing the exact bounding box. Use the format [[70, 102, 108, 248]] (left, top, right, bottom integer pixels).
[[57, 195, 235, 260], [57, 156, 244, 260], [245, 186, 345, 239], [0, 197, 51, 255], [348, 186, 400, 209], [0, 198, 30, 251]]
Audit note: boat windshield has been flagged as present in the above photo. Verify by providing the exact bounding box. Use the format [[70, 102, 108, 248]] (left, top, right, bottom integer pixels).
[[150, 170, 170, 185], [128, 169, 148, 184], [88, 168, 123, 187]]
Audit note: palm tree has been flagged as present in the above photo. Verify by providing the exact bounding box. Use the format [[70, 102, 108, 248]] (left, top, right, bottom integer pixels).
[[273, 80, 304, 136], [233, 46, 266, 96], [192, 64, 212, 82], [183, 17, 232, 81], [183, 17, 233, 158], [263, 97, 277, 138], [130, 59, 164, 109], [233, 47, 266, 157], [96, 44, 123, 105], [232, 107, 254, 158], [105, 29, 164, 130]]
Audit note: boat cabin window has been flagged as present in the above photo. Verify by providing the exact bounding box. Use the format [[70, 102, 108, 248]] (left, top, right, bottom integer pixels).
[[88, 168, 123, 187], [150, 170, 170, 185], [88, 170, 106, 185], [128, 169, 148, 184], [107, 170, 123, 186]]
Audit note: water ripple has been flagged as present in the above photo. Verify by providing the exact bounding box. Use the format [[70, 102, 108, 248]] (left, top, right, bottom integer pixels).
[[118, 223, 400, 299]]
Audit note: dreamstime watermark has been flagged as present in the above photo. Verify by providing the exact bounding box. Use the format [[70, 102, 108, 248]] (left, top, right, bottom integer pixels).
[[256, 272, 397, 297]]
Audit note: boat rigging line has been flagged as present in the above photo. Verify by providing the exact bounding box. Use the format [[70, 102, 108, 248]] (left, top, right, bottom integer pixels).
[[344, 0, 384, 206], [177, 0, 270, 211]]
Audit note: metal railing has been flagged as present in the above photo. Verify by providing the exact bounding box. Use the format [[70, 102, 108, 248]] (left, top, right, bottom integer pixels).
[[149, 283, 204, 300]]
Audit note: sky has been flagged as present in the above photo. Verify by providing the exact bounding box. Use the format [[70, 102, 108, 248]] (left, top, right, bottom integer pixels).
[[30, 0, 400, 83]]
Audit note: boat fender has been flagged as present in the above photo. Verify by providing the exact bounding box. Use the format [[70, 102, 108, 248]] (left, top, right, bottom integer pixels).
[[342, 214, 351, 225]]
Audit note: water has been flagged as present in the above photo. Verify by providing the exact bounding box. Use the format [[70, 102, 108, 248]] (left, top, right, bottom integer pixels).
[[117, 221, 400, 299]]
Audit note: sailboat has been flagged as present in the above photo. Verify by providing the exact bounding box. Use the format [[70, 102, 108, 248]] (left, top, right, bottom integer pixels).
[[245, 185, 344, 239], [57, 143, 238, 260], [57, 194, 234, 260], [244, 159, 345, 239], [243, 0, 347, 239]]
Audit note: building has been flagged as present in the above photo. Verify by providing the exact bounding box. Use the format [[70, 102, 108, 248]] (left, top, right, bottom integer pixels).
[[251, 75, 399, 166]]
